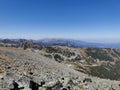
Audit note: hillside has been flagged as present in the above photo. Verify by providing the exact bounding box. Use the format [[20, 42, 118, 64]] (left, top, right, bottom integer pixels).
[[0, 46, 120, 90], [39, 46, 120, 80]]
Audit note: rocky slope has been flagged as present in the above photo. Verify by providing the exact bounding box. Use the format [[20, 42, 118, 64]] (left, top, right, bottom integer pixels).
[[0, 46, 120, 90]]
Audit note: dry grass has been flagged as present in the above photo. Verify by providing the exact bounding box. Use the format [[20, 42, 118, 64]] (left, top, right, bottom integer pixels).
[[0, 54, 11, 62], [0, 67, 5, 73], [0, 46, 31, 56]]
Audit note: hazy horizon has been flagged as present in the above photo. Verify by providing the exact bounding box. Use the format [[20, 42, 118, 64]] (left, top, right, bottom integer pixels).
[[0, 0, 120, 43], [1, 37, 120, 44]]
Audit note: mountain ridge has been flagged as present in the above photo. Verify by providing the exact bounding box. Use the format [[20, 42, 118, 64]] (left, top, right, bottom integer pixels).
[[0, 38, 120, 48]]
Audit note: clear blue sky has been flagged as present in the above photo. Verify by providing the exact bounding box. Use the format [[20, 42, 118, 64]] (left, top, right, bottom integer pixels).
[[0, 0, 120, 43]]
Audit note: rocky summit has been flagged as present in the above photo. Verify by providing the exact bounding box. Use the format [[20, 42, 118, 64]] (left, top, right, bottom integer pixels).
[[0, 45, 120, 90]]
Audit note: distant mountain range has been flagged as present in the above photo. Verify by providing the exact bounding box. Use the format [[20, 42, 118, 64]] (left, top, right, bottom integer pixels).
[[0, 38, 120, 49], [36, 38, 120, 49], [36, 38, 103, 48]]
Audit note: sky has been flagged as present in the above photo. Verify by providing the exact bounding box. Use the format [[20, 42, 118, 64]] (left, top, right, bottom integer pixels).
[[0, 0, 120, 43]]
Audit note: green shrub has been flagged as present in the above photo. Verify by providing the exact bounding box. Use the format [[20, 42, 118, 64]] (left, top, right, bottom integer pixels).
[[54, 54, 64, 63]]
